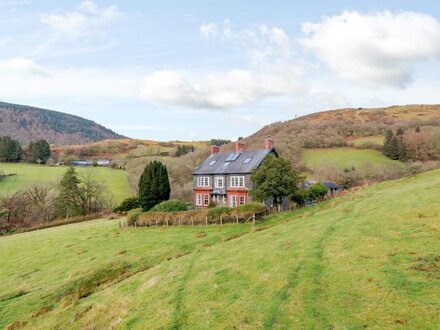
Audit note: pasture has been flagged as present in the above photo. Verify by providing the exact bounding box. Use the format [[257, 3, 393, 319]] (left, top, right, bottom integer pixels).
[[1, 169, 440, 328], [0, 163, 132, 203], [302, 148, 400, 170]]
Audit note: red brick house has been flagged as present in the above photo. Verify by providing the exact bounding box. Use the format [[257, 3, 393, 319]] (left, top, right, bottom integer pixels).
[[192, 137, 277, 208]]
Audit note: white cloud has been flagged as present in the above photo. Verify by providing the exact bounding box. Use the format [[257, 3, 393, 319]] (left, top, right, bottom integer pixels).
[[41, 1, 121, 36], [0, 57, 50, 77], [301, 11, 440, 87], [140, 22, 304, 109], [200, 22, 218, 39]]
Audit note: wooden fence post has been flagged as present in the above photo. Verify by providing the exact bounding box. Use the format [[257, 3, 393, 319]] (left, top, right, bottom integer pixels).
[[252, 213, 256, 226], [135, 221, 137, 228], [205, 217, 208, 227], [236, 215, 239, 224], [191, 217, 194, 227], [156, 219, 158, 227], [166, 219, 169, 227], [220, 216, 223, 226], [179, 219, 181, 226]]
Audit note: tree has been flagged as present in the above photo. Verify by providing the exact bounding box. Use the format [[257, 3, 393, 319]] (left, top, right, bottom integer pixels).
[[27, 139, 51, 164], [382, 130, 394, 157], [0, 136, 22, 162], [138, 161, 171, 211], [54, 167, 82, 218], [251, 155, 301, 210], [308, 183, 328, 201]]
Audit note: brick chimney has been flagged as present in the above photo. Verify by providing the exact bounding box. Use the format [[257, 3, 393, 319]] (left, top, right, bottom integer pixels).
[[264, 136, 274, 150], [211, 146, 220, 154], [235, 141, 246, 153]]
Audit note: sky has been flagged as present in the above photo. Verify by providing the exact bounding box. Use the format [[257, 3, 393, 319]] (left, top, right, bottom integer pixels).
[[0, 0, 439, 141]]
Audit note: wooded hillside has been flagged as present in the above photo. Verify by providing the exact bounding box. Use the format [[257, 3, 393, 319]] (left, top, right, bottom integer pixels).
[[0, 101, 124, 145]]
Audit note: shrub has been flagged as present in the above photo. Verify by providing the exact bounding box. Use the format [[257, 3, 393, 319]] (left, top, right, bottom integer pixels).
[[208, 206, 231, 219], [149, 199, 188, 212], [114, 197, 139, 213], [127, 208, 142, 226], [235, 202, 267, 214]]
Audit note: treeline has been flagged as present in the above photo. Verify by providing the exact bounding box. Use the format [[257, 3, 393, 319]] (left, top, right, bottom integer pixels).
[[383, 127, 440, 161], [0, 136, 51, 164], [0, 167, 112, 232]]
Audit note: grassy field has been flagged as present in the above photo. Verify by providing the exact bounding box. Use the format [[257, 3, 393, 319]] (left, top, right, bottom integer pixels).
[[350, 135, 384, 146], [1, 169, 440, 328], [0, 163, 132, 203], [302, 148, 400, 170]]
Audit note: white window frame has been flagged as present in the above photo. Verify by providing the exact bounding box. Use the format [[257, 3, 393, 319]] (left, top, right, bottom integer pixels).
[[239, 196, 245, 205], [230, 195, 237, 207], [196, 194, 202, 206], [204, 194, 209, 206], [197, 176, 210, 187], [230, 176, 245, 188], [215, 176, 224, 188]]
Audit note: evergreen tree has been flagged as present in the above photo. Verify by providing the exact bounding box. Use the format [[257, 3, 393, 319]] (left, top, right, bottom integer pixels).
[[27, 139, 51, 164], [251, 155, 301, 210], [138, 161, 171, 211], [54, 166, 82, 218], [382, 130, 394, 157], [389, 136, 400, 160], [0, 136, 22, 162]]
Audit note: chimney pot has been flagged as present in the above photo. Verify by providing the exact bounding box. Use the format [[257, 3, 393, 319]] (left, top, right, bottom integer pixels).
[[211, 146, 220, 154]]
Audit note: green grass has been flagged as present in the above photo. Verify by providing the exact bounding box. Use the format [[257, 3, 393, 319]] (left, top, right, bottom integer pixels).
[[1, 169, 440, 328], [0, 163, 132, 203], [302, 148, 400, 170], [351, 136, 384, 146]]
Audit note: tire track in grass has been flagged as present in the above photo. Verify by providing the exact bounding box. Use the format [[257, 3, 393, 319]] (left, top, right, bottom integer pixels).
[[169, 253, 198, 330], [264, 223, 337, 329]]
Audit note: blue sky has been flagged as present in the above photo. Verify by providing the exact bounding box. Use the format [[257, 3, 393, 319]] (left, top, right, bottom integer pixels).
[[0, 0, 439, 141]]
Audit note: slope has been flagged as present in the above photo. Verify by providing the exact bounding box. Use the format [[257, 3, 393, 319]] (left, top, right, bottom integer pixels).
[[0, 101, 124, 145], [1, 169, 440, 328]]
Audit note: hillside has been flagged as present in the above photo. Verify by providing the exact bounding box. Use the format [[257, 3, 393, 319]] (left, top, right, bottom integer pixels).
[[1, 169, 439, 328], [0, 101, 124, 145]]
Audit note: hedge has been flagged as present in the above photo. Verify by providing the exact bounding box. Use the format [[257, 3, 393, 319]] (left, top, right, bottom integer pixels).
[[149, 199, 188, 212], [135, 202, 267, 227]]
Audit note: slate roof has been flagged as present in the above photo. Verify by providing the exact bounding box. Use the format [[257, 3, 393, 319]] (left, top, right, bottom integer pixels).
[[192, 148, 276, 175], [322, 181, 340, 189]]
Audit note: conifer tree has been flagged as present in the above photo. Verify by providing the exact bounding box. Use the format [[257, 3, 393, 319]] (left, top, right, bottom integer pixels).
[[138, 161, 171, 211], [0, 136, 22, 162], [383, 129, 394, 157], [28, 139, 51, 164], [54, 166, 82, 218]]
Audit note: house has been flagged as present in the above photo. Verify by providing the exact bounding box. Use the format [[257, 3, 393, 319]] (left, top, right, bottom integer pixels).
[[70, 160, 111, 167], [192, 137, 277, 208], [322, 181, 341, 196]]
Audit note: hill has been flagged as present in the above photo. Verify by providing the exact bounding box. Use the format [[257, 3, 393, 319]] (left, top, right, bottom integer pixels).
[[1, 169, 439, 328], [0, 101, 124, 145], [0, 163, 132, 203]]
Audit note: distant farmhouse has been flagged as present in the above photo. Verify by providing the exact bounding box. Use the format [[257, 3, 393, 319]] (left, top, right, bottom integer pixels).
[[70, 160, 111, 167], [192, 137, 277, 208]]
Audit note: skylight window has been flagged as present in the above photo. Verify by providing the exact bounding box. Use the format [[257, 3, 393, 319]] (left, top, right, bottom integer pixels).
[[225, 153, 241, 162], [243, 157, 252, 164], [209, 160, 217, 166]]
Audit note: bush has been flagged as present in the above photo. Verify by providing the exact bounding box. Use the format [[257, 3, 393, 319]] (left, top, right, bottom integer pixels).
[[208, 206, 231, 219], [149, 199, 188, 212], [114, 197, 139, 213], [235, 202, 267, 214], [127, 208, 142, 226]]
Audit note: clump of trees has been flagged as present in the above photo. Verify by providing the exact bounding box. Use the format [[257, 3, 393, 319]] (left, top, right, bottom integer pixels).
[[27, 139, 51, 164], [0, 136, 22, 162], [138, 161, 171, 211], [383, 127, 440, 162], [175, 144, 194, 157]]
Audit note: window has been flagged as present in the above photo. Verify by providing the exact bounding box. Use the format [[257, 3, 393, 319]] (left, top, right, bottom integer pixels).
[[204, 194, 209, 206], [225, 153, 241, 162], [230, 176, 245, 188], [243, 157, 252, 164], [239, 196, 245, 205], [197, 177, 210, 187], [196, 194, 202, 206], [230, 195, 237, 207], [215, 176, 224, 188], [209, 160, 216, 166]]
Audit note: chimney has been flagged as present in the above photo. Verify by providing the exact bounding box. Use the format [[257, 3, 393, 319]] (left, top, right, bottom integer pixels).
[[235, 141, 246, 153], [211, 146, 220, 154], [264, 136, 274, 150]]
